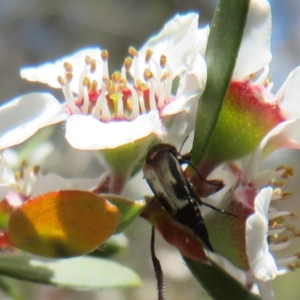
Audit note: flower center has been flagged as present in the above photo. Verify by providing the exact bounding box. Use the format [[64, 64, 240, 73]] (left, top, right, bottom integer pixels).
[[267, 165, 300, 273], [57, 48, 174, 122]]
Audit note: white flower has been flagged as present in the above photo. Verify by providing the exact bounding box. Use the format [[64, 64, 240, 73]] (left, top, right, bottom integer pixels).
[[0, 13, 208, 151]]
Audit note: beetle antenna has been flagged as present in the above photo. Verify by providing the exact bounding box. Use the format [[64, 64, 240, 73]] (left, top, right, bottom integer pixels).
[[178, 135, 190, 155], [151, 226, 166, 300], [180, 158, 221, 188]]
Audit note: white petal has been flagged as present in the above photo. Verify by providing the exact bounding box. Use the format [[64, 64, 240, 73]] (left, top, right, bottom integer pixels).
[[246, 187, 277, 281], [0, 93, 68, 150], [233, 0, 272, 79], [65, 110, 165, 150], [21, 48, 103, 94], [137, 13, 199, 77], [163, 53, 207, 116], [276, 66, 300, 119], [256, 280, 275, 300], [246, 119, 300, 180], [31, 173, 104, 196]]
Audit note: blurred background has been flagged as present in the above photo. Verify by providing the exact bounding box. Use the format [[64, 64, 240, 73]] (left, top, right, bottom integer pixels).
[[0, 0, 300, 299]]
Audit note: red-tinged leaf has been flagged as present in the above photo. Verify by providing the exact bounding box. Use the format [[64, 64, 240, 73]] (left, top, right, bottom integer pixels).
[[8, 190, 120, 258], [141, 198, 209, 264]]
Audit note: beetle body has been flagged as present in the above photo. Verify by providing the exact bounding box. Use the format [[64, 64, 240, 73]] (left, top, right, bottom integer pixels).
[[143, 143, 213, 251]]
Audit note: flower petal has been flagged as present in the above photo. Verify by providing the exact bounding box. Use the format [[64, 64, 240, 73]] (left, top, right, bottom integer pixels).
[[31, 173, 105, 197], [137, 13, 200, 77], [163, 52, 207, 116], [0, 93, 67, 150], [233, 0, 272, 79], [20, 48, 103, 94], [245, 119, 300, 180], [65, 110, 165, 150], [277, 66, 300, 119], [246, 187, 277, 281]]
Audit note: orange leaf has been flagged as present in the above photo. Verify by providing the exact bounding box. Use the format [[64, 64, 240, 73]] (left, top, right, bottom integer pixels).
[[9, 190, 120, 258]]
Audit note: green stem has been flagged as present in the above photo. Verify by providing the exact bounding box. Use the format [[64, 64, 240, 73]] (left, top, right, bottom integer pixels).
[[191, 0, 250, 166]]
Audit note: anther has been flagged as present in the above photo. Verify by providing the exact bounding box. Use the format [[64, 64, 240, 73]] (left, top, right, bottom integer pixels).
[[112, 72, 122, 83], [33, 165, 40, 175], [85, 56, 91, 65], [129, 47, 138, 57], [292, 231, 300, 238], [124, 57, 133, 71], [145, 49, 153, 63], [65, 72, 73, 83], [57, 76, 66, 86], [63, 62, 73, 72], [160, 55, 167, 68], [82, 77, 90, 88], [276, 166, 294, 179], [90, 59, 96, 73], [101, 50, 109, 61], [90, 80, 98, 92], [160, 71, 170, 82], [144, 69, 153, 81]]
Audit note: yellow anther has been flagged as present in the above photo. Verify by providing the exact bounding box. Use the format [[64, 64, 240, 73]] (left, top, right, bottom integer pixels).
[[85, 56, 92, 65], [272, 180, 285, 188], [89, 80, 98, 92], [276, 165, 294, 179], [290, 212, 298, 219], [287, 263, 299, 271], [103, 77, 114, 94], [160, 71, 170, 82], [145, 49, 153, 63], [273, 235, 289, 244], [65, 72, 73, 83], [143, 69, 153, 81], [14, 171, 21, 181], [269, 216, 285, 226], [63, 62, 73, 72], [124, 57, 133, 71], [135, 79, 147, 91], [101, 50, 109, 61], [57, 76, 66, 86], [282, 191, 292, 200], [82, 77, 90, 88], [294, 252, 300, 259], [111, 71, 122, 83], [292, 231, 300, 238], [33, 165, 40, 175], [160, 55, 167, 68], [286, 225, 295, 231], [90, 59, 96, 73], [128, 47, 138, 57]]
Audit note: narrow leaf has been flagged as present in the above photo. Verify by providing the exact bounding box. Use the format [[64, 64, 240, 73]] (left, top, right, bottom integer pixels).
[[0, 255, 142, 290], [191, 0, 250, 166], [184, 257, 261, 300]]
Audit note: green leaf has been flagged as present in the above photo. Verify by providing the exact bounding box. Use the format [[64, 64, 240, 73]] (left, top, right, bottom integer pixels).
[[184, 257, 261, 300], [0, 254, 142, 290], [102, 194, 146, 233], [191, 0, 250, 166], [0, 276, 23, 300]]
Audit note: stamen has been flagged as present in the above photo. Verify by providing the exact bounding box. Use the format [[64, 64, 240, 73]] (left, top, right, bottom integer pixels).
[[101, 50, 109, 77], [126, 84, 140, 118], [160, 55, 167, 68], [129, 47, 140, 82], [63, 62, 73, 72], [128, 47, 138, 57], [276, 166, 294, 179], [145, 49, 153, 63], [253, 65, 270, 85]]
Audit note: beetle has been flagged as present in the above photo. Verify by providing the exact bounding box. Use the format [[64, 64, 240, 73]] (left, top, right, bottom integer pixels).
[[143, 143, 217, 251]]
